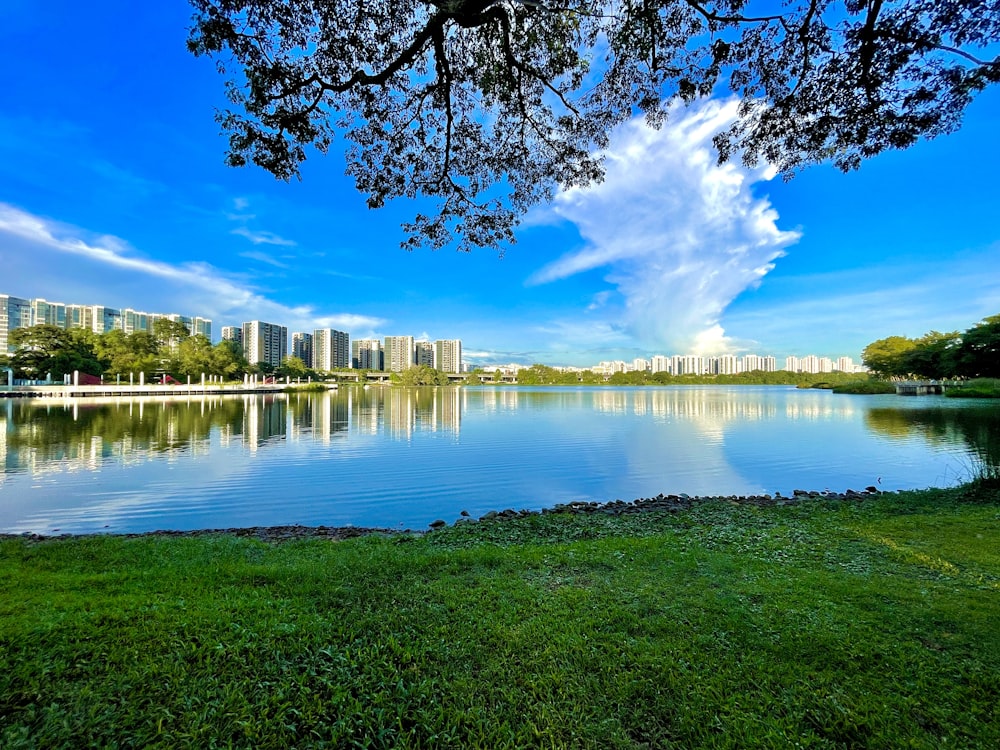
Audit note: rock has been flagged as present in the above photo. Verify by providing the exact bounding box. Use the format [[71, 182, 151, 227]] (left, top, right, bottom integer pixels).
[[429, 519, 447, 529], [865, 486, 879, 493], [460, 510, 470, 517]]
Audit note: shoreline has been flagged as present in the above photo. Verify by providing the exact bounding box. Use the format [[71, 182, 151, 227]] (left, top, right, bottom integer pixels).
[[0, 486, 887, 543]]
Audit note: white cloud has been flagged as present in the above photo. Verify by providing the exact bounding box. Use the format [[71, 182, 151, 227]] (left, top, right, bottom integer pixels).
[[0, 202, 385, 335], [239, 250, 290, 269], [230, 226, 296, 246], [528, 99, 799, 355]]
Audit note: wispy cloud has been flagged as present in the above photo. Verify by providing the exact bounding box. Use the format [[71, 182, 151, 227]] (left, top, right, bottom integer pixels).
[[528, 99, 799, 355], [230, 226, 297, 246], [0, 202, 385, 334], [239, 250, 290, 269]]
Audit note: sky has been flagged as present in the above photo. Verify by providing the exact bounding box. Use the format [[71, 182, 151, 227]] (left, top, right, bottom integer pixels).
[[1, 2, 998, 368]]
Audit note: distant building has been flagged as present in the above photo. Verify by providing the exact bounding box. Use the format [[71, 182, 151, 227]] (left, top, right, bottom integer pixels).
[[415, 341, 434, 368], [191, 317, 212, 339], [313, 329, 349, 371], [351, 339, 383, 370], [292, 332, 313, 367], [242, 321, 288, 369], [384, 335, 415, 373], [717, 355, 738, 375], [1, 292, 212, 351], [221, 326, 243, 346], [0, 294, 32, 354], [651, 355, 670, 374], [433, 339, 463, 373]]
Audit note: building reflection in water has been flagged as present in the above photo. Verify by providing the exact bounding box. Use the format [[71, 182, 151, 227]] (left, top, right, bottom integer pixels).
[[0, 387, 466, 477]]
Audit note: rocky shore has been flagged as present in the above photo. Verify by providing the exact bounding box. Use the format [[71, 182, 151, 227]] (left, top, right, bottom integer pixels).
[[2, 487, 886, 544]]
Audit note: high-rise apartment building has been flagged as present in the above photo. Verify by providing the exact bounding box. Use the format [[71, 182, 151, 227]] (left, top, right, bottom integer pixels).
[[384, 336, 415, 372], [31, 299, 67, 328], [415, 341, 434, 367], [717, 355, 738, 375], [221, 326, 242, 346], [242, 321, 288, 369], [0, 295, 32, 354], [313, 329, 349, 371], [292, 332, 313, 366], [351, 339, 383, 370], [836, 356, 856, 373], [433, 339, 463, 373], [191, 317, 212, 339], [651, 355, 670, 374]]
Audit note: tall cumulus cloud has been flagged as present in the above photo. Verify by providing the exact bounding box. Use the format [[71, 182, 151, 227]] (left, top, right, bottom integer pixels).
[[529, 99, 799, 355]]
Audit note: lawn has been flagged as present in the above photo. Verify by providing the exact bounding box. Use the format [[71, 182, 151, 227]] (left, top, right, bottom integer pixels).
[[2, 486, 998, 748]]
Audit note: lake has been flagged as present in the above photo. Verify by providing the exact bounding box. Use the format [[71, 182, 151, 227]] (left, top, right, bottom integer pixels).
[[1, 386, 997, 535]]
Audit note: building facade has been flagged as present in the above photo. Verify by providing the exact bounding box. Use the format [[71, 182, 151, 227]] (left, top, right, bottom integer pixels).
[[433, 339, 463, 373], [351, 339, 384, 370], [242, 321, 288, 369], [384, 336, 415, 373], [415, 341, 434, 368], [313, 328, 349, 371], [292, 332, 313, 367]]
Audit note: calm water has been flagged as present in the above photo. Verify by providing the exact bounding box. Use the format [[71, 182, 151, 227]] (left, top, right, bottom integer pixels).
[[1, 386, 997, 534]]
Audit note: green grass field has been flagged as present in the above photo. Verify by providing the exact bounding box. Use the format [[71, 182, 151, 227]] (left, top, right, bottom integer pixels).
[[2, 486, 999, 748]]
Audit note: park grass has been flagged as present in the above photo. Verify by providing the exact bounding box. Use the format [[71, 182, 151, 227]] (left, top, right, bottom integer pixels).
[[2, 487, 999, 748], [946, 378, 1000, 399]]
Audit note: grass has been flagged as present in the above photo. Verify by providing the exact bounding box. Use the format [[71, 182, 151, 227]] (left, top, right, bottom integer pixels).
[[283, 382, 331, 392], [946, 378, 1000, 399], [830, 380, 898, 394], [2, 487, 999, 748]]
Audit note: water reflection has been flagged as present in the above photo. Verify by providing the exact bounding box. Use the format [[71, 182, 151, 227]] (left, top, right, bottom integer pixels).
[[0, 387, 468, 477], [2, 388, 999, 534], [866, 405, 1000, 474]]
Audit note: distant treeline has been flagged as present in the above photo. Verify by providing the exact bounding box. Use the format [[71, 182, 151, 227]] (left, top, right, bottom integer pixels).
[[471, 364, 862, 387], [861, 314, 999, 380]]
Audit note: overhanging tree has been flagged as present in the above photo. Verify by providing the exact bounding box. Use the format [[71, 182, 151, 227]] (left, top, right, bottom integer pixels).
[[188, 0, 1000, 251]]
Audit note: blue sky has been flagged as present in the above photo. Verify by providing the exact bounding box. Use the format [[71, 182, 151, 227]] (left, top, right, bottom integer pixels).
[[1, 2, 998, 368]]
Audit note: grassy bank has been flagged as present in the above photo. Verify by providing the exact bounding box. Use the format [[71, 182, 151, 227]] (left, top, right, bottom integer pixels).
[[3, 487, 999, 748], [946, 378, 1000, 399], [830, 380, 898, 394]]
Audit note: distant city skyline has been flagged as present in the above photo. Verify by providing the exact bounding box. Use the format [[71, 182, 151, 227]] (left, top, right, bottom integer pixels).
[[3, 288, 859, 376], [1, 3, 997, 368]]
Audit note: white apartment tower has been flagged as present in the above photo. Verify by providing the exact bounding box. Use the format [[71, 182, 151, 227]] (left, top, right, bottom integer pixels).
[[384, 336, 415, 372], [243, 321, 288, 369], [433, 339, 463, 373], [221, 326, 243, 346], [313, 329, 349, 371]]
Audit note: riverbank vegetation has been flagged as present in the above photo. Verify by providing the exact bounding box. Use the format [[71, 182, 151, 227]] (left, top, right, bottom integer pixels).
[[829, 380, 898, 394], [862, 314, 999, 380], [3, 486, 998, 748], [945, 378, 1000, 399], [472, 364, 864, 388]]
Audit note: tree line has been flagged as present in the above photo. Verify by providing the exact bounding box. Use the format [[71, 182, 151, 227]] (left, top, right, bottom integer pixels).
[[0, 322, 311, 382], [862, 315, 1000, 380]]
